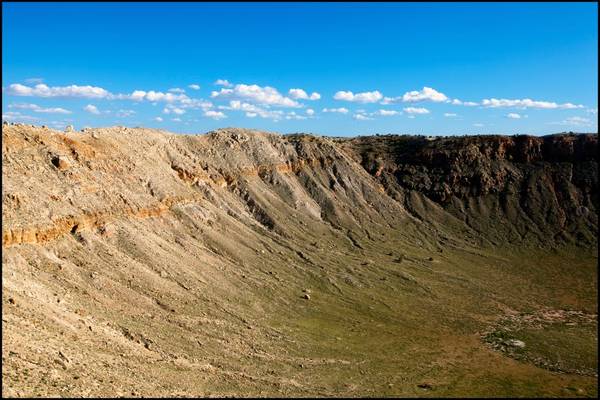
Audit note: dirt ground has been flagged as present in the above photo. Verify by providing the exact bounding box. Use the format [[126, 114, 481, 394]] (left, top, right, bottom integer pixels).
[[2, 124, 597, 397]]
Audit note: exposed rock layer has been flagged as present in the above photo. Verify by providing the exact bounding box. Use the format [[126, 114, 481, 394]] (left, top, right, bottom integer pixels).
[[339, 133, 598, 246], [4, 126, 596, 248]]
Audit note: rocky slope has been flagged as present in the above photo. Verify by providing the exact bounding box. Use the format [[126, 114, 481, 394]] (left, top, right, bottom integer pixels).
[[2, 124, 597, 397], [339, 134, 598, 247]]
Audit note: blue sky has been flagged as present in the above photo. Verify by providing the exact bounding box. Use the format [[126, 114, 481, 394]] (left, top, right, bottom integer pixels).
[[2, 2, 598, 136]]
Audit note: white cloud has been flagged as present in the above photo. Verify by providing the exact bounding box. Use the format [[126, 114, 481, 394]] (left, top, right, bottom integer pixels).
[[129, 90, 147, 101], [171, 118, 182, 122], [334, 90, 383, 103], [344, 109, 401, 119], [2, 111, 39, 122], [353, 113, 373, 121], [163, 104, 186, 115], [204, 110, 227, 120], [306, 108, 315, 116], [587, 108, 598, 115], [403, 107, 430, 114], [285, 111, 308, 120], [322, 107, 349, 114], [168, 88, 186, 93], [179, 98, 213, 111], [154, 117, 163, 122], [288, 88, 321, 100], [473, 123, 485, 127], [128, 90, 189, 103], [380, 97, 398, 105], [482, 98, 583, 109], [506, 112, 522, 119], [374, 109, 399, 116], [214, 79, 232, 87], [49, 120, 69, 129], [211, 83, 301, 107], [288, 89, 307, 99], [551, 116, 593, 127], [402, 87, 448, 103], [444, 113, 457, 117], [6, 83, 111, 99], [84, 104, 100, 115], [9, 103, 72, 114], [116, 109, 135, 117], [451, 99, 478, 106], [223, 100, 284, 120], [188, 84, 201, 90], [566, 116, 591, 125]]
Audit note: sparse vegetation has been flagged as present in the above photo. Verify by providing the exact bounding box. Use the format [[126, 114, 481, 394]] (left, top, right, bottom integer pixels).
[[2, 125, 597, 397]]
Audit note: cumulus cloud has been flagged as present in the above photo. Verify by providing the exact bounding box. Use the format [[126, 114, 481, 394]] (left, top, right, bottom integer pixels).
[[506, 113, 522, 119], [211, 83, 301, 107], [403, 107, 430, 114], [566, 116, 592, 125], [444, 113, 457, 117], [482, 98, 583, 109], [163, 104, 186, 115], [116, 109, 135, 117], [171, 118, 182, 122], [214, 79, 232, 87], [285, 111, 308, 120], [380, 97, 398, 105], [179, 98, 213, 111], [353, 113, 373, 121], [333, 90, 383, 103], [168, 88, 186, 93], [306, 108, 315, 116], [402, 87, 448, 103], [551, 116, 593, 127], [6, 83, 111, 99], [129, 90, 147, 102], [84, 104, 100, 115], [587, 108, 598, 115], [128, 90, 189, 103], [288, 88, 321, 100], [9, 103, 72, 114], [49, 120, 71, 129], [204, 110, 227, 120], [2, 111, 39, 122], [374, 109, 400, 116], [451, 99, 478, 106], [322, 107, 349, 114], [473, 123, 485, 127], [222, 100, 284, 120], [188, 84, 201, 90], [154, 117, 163, 122]]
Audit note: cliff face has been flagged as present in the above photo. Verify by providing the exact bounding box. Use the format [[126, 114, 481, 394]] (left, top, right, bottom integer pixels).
[[339, 133, 598, 247], [3, 125, 597, 249]]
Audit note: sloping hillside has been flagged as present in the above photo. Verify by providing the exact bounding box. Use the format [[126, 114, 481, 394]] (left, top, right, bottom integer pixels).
[[2, 124, 597, 397]]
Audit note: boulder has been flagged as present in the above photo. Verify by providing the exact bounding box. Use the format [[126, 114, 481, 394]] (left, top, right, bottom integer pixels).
[[51, 155, 72, 170]]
